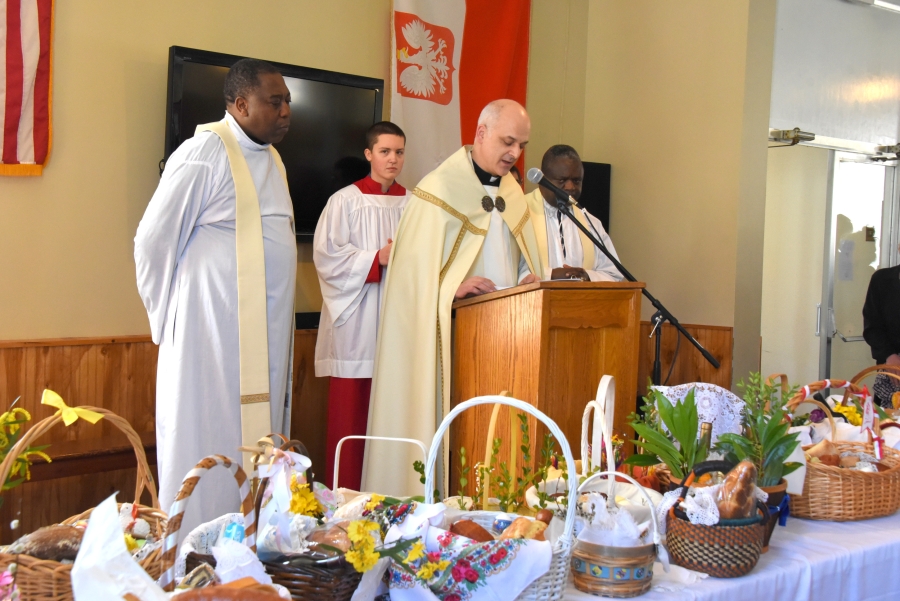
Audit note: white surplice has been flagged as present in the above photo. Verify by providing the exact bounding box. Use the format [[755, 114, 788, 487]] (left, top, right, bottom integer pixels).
[[134, 112, 296, 533], [313, 177, 409, 378], [542, 202, 623, 282]]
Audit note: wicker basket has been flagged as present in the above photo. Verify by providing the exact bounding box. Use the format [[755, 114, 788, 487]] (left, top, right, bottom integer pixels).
[[663, 461, 765, 578], [262, 558, 362, 601], [0, 400, 165, 601], [424, 396, 580, 601], [570, 471, 659, 598], [786, 380, 900, 521], [665, 506, 765, 578]]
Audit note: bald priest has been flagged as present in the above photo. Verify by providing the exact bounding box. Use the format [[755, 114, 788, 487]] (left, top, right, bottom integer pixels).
[[362, 99, 543, 495]]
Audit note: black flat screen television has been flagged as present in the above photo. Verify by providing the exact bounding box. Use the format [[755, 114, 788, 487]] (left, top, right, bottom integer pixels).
[[163, 46, 384, 240]]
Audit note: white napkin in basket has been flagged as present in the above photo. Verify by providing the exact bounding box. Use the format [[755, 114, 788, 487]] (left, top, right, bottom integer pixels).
[[71, 494, 169, 601]]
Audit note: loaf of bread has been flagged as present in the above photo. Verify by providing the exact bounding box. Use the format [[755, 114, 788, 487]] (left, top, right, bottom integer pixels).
[[306, 520, 351, 552], [9, 525, 83, 561], [806, 439, 840, 466], [499, 517, 547, 541], [534, 509, 554, 525], [715, 460, 757, 520], [450, 519, 495, 543]]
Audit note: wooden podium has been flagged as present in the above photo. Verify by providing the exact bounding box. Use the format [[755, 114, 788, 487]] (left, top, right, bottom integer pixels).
[[449, 281, 643, 492]]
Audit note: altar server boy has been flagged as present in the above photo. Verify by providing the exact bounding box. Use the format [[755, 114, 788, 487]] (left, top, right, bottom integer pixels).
[[313, 122, 410, 490]]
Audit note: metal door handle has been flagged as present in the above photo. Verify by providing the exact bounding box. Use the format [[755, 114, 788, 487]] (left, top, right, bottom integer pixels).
[[816, 303, 821, 337], [834, 330, 866, 343]]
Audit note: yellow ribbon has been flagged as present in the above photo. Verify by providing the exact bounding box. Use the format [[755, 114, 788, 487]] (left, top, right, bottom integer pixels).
[[41, 389, 104, 426]]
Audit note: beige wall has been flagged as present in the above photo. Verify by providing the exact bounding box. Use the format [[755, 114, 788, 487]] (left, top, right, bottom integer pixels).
[[524, 0, 589, 180], [0, 0, 390, 339], [580, 1, 776, 385], [760, 145, 829, 384]]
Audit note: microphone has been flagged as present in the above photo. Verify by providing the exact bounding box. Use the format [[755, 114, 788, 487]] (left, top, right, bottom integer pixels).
[[526, 168, 578, 206]]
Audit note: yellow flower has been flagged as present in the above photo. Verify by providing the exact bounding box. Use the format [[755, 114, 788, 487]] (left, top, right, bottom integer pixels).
[[346, 547, 380, 573], [347, 520, 379, 545], [289, 475, 323, 517], [124, 533, 138, 552], [365, 493, 385, 512], [832, 404, 862, 426], [417, 562, 439, 581], [435, 559, 450, 571], [404, 540, 426, 564]]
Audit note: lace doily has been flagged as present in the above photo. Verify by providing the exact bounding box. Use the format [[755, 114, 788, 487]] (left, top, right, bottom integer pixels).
[[174, 512, 244, 579], [652, 383, 744, 444]]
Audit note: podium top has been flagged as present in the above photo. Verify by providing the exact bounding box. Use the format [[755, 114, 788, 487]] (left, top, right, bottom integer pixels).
[[451, 280, 645, 309]]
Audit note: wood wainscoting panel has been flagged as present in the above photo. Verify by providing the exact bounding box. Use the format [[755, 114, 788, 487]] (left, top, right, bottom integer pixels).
[[637, 322, 734, 396], [0, 336, 157, 442]]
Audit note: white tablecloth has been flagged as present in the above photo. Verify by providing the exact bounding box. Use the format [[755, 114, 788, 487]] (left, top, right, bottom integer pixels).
[[566, 511, 900, 601]]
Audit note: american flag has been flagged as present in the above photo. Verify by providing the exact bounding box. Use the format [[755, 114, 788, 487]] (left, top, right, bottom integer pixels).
[[1, 0, 53, 176]]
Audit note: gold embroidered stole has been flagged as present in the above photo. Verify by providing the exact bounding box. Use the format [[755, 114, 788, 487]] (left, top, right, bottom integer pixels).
[[196, 119, 287, 472]]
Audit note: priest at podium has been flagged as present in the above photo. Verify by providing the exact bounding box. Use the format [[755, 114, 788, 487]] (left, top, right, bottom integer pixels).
[[524, 145, 623, 282], [362, 99, 543, 495]]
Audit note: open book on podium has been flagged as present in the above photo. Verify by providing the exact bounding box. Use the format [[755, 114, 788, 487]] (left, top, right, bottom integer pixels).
[[449, 280, 643, 494]]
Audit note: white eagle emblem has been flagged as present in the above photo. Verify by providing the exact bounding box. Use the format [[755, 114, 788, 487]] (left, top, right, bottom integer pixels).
[[397, 19, 451, 98]]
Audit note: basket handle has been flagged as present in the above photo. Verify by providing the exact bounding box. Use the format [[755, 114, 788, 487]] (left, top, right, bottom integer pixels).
[[479, 392, 516, 510], [765, 373, 790, 397], [334, 435, 427, 491], [424, 395, 579, 548], [794, 398, 838, 442], [849, 364, 900, 386], [159, 455, 256, 591], [0, 400, 159, 509], [581, 376, 617, 504], [785, 379, 860, 412], [577, 470, 661, 546]]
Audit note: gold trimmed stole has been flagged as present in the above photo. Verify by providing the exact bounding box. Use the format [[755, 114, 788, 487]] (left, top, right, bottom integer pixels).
[[196, 119, 287, 472]]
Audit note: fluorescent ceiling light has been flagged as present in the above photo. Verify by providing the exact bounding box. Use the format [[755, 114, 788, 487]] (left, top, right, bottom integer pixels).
[[873, 0, 900, 12]]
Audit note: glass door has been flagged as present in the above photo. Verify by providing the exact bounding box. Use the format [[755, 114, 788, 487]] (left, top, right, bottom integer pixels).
[[820, 152, 898, 379]]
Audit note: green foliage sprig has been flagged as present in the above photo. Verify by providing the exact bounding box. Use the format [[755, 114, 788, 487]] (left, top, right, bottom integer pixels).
[[624, 388, 707, 482], [713, 373, 802, 488]]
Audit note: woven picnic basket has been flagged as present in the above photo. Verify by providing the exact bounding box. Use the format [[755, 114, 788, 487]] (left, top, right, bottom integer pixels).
[[0, 400, 165, 601], [665, 460, 766, 578], [424, 395, 580, 601], [785, 379, 900, 521]]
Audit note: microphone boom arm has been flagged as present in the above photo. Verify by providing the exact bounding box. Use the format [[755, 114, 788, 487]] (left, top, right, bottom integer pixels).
[[550, 191, 721, 374]]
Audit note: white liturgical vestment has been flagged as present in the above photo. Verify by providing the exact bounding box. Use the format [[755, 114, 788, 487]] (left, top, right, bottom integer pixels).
[[313, 176, 409, 378], [134, 112, 296, 533], [542, 201, 622, 281]]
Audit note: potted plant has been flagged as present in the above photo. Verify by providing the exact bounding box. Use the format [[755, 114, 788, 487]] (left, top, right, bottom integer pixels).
[[713, 373, 802, 550], [713, 373, 802, 494], [624, 387, 708, 487]]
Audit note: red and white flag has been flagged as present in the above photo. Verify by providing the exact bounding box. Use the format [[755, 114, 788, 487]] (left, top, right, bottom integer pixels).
[[390, 0, 531, 187], [1, 0, 53, 176]]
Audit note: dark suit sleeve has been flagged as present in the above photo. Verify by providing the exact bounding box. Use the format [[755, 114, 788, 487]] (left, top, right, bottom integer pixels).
[[863, 269, 895, 364]]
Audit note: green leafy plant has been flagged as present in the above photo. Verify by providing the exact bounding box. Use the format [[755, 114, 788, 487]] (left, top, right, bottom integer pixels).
[[624, 387, 707, 482], [514, 413, 532, 509], [0, 400, 50, 507], [532, 433, 557, 509], [412, 460, 440, 502], [713, 373, 802, 488], [457, 447, 471, 509]]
